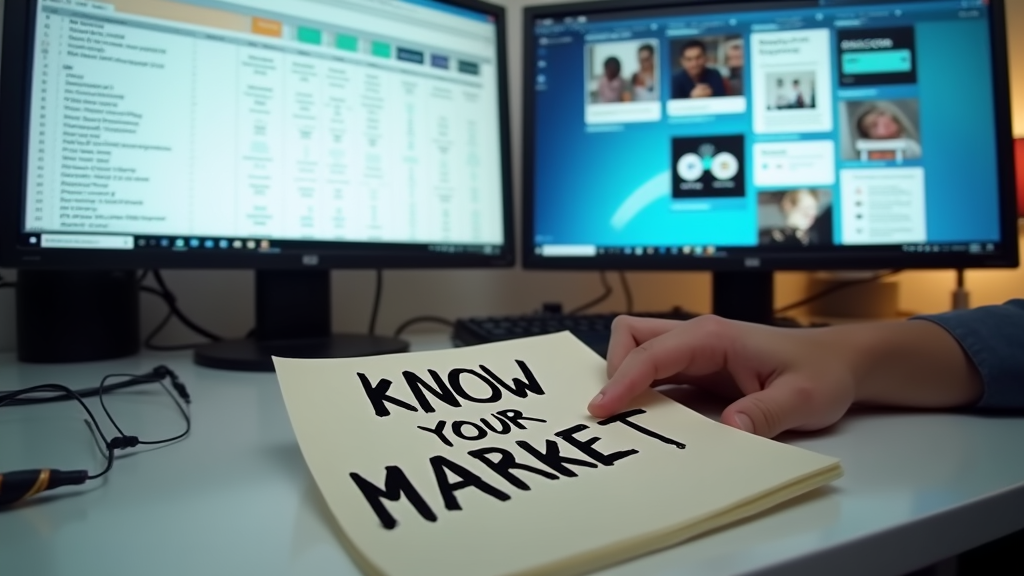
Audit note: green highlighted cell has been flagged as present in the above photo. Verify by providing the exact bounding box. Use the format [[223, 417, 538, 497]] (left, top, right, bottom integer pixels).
[[336, 33, 359, 52], [841, 49, 913, 75], [371, 40, 392, 58], [297, 26, 322, 45]]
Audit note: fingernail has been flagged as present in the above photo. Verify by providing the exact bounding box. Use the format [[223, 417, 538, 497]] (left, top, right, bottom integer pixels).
[[589, 393, 604, 408], [735, 413, 753, 433]]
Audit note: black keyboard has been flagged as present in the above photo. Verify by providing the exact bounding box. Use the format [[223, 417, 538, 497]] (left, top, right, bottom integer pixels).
[[453, 308, 698, 358], [452, 309, 809, 358]]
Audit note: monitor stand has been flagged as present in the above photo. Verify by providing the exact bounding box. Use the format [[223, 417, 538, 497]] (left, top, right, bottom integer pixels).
[[711, 271, 776, 325], [193, 270, 410, 372]]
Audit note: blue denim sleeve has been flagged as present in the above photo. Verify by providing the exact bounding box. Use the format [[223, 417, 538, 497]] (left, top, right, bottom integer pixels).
[[914, 300, 1024, 410]]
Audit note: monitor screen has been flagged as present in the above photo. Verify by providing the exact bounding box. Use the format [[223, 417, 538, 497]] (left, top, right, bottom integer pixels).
[[7, 0, 511, 265], [523, 0, 1017, 270]]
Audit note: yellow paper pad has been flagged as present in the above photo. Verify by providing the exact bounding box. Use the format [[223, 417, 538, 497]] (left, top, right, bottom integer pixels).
[[273, 331, 842, 576]]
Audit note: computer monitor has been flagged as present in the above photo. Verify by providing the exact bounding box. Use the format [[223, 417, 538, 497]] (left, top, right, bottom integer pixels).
[[1, 0, 514, 369], [522, 0, 1018, 323]]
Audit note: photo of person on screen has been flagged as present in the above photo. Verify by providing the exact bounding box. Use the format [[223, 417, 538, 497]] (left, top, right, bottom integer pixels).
[[839, 99, 922, 162], [597, 56, 626, 103], [631, 44, 659, 101], [724, 38, 744, 96], [758, 189, 831, 247], [671, 40, 726, 99], [791, 79, 807, 108], [855, 101, 922, 159]]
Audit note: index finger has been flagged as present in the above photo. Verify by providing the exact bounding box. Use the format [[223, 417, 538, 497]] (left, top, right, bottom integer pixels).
[[589, 316, 733, 418], [605, 316, 687, 379]]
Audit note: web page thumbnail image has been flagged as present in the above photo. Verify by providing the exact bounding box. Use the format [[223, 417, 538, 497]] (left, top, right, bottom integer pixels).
[[839, 99, 921, 163], [758, 188, 834, 248], [584, 39, 663, 125], [749, 28, 834, 135]]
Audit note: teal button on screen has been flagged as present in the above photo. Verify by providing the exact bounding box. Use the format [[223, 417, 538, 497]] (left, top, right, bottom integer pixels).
[[842, 49, 913, 74], [297, 26, 322, 45]]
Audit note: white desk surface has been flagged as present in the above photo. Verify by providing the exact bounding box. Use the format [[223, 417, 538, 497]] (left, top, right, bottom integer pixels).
[[1, 333, 1023, 576]]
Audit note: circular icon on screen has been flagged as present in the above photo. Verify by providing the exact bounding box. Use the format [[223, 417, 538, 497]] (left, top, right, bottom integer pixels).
[[676, 153, 704, 182], [710, 151, 739, 181]]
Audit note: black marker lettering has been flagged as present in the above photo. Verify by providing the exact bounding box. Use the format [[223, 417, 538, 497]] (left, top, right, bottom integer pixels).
[[430, 455, 511, 511], [402, 369, 461, 413], [452, 420, 488, 442], [555, 424, 638, 467], [350, 466, 436, 530], [497, 409, 548, 430], [468, 447, 559, 491], [479, 361, 546, 399], [417, 420, 453, 448], [598, 409, 687, 449], [480, 413, 512, 435], [515, 439, 599, 478], [448, 368, 502, 404], [358, 373, 418, 418]]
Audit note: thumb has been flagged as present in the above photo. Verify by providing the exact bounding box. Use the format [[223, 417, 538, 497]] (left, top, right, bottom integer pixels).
[[721, 378, 815, 439]]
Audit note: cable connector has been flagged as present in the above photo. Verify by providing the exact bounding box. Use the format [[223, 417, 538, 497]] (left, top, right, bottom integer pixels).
[[108, 436, 140, 451], [171, 377, 191, 405], [153, 365, 191, 404]]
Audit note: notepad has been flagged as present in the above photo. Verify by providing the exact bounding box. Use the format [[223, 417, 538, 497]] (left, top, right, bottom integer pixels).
[[273, 331, 842, 576]]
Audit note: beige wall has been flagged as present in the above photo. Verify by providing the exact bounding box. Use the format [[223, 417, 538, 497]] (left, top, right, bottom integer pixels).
[[0, 0, 1021, 353]]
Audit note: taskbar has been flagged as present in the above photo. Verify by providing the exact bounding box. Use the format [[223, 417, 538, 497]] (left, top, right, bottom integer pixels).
[[535, 241, 1003, 259], [16, 232, 504, 256]]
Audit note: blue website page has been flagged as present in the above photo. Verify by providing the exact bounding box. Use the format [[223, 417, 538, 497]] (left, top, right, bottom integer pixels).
[[530, 0, 1001, 254]]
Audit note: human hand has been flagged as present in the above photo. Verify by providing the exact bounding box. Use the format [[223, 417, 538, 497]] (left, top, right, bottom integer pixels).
[[588, 315, 983, 438], [587, 315, 858, 438], [690, 83, 713, 98]]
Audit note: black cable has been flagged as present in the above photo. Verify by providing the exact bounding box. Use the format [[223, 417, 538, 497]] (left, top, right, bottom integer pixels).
[[150, 271, 224, 342], [369, 269, 383, 336], [774, 269, 904, 316], [139, 271, 225, 350], [0, 366, 183, 406], [569, 271, 613, 315], [0, 384, 118, 480], [140, 286, 203, 352], [98, 371, 191, 446], [619, 271, 634, 314], [0, 367, 191, 505], [395, 316, 455, 338]]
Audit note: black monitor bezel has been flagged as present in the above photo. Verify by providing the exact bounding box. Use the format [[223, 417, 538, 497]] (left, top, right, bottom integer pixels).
[[0, 0, 517, 270], [520, 0, 1020, 272]]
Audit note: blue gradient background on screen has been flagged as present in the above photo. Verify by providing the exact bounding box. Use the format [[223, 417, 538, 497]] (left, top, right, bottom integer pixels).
[[531, 6, 1002, 247]]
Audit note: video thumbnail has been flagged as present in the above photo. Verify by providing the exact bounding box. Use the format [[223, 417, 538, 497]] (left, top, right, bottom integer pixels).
[[837, 27, 917, 87], [584, 39, 663, 125], [765, 72, 816, 110], [839, 99, 921, 162], [758, 188, 833, 247], [587, 39, 661, 103], [671, 135, 746, 200], [668, 36, 744, 99], [666, 36, 746, 117]]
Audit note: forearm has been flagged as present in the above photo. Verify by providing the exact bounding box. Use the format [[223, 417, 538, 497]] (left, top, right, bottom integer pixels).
[[835, 320, 983, 409]]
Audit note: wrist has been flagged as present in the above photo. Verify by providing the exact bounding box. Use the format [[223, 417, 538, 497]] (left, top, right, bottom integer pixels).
[[837, 320, 983, 409]]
